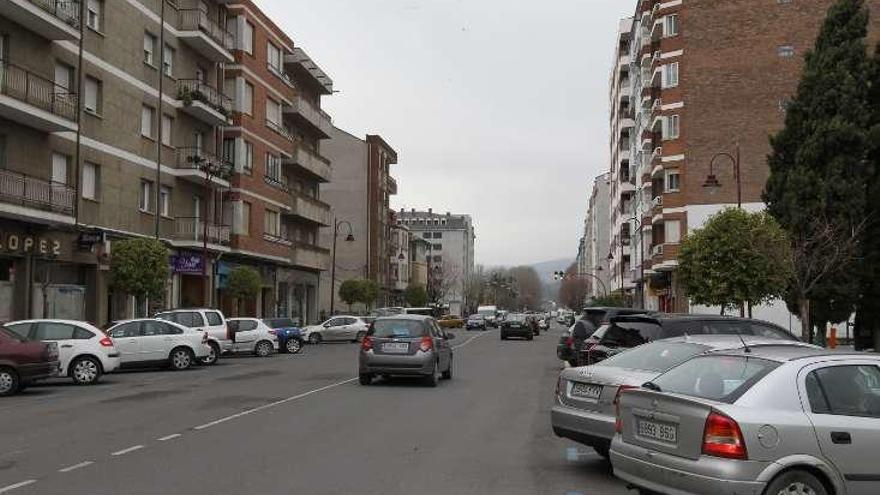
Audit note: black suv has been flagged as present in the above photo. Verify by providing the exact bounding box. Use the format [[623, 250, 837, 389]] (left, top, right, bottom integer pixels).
[[577, 313, 800, 365], [556, 307, 650, 366]]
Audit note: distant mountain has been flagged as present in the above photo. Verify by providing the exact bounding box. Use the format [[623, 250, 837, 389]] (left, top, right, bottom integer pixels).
[[529, 258, 574, 284]]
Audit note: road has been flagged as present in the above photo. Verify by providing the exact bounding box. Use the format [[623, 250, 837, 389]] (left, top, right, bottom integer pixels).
[[0, 323, 629, 495]]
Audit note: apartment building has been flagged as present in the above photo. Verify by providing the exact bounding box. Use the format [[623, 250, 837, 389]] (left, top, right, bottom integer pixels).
[[388, 222, 410, 302], [397, 209, 475, 317], [319, 127, 398, 314], [583, 172, 611, 299]]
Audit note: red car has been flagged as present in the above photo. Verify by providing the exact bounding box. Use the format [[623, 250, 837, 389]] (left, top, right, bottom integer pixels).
[[0, 325, 60, 396]]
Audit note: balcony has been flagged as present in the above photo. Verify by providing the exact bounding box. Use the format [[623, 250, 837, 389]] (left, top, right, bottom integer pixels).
[[283, 145, 331, 183], [0, 60, 78, 132], [177, 80, 231, 126], [171, 217, 231, 250], [266, 119, 294, 142], [176, 8, 234, 63], [283, 95, 332, 139], [0, 169, 75, 224], [285, 193, 331, 226], [175, 148, 232, 186], [262, 232, 293, 247], [283, 47, 334, 95], [387, 176, 398, 195], [0, 0, 80, 40], [263, 175, 289, 193], [291, 242, 330, 271]]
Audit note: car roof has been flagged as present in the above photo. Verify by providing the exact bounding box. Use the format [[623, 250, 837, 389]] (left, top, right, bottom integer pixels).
[[156, 308, 218, 313], [696, 344, 854, 363], [5, 319, 98, 328], [652, 334, 816, 351], [611, 313, 785, 325]]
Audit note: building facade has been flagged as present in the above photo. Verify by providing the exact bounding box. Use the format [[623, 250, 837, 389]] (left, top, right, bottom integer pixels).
[[583, 173, 611, 299]]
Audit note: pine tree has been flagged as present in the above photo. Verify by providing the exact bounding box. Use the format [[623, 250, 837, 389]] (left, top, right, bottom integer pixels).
[[764, 0, 872, 341]]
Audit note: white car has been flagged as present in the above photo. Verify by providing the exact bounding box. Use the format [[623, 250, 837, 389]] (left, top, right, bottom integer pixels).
[[302, 316, 370, 344], [106, 319, 211, 371], [154, 308, 230, 364], [3, 319, 120, 385], [226, 318, 279, 357]]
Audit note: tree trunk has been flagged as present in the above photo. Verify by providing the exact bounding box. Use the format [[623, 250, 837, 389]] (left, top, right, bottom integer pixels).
[[720, 306, 725, 315], [747, 302, 753, 319], [799, 298, 811, 343]]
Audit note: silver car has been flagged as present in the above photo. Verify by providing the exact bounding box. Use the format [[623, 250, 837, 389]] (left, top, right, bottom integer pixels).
[[552, 335, 816, 458], [611, 346, 880, 495], [358, 315, 454, 387]]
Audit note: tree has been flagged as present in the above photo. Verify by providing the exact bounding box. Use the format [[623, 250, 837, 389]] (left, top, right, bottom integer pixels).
[[226, 266, 262, 316], [360, 280, 380, 310], [678, 209, 791, 316], [588, 294, 626, 308], [509, 266, 543, 310], [110, 238, 170, 314], [764, 0, 872, 338], [558, 263, 589, 311], [338, 279, 363, 312], [404, 284, 428, 308]]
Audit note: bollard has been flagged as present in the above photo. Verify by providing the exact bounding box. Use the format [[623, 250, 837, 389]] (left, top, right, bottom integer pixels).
[[829, 326, 838, 349]]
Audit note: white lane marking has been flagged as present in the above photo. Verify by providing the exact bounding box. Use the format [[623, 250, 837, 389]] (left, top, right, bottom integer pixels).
[[58, 461, 93, 473], [110, 445, 144, 456], [193, 378, 358, 431], [157, 433, 181, 442], [452, 331, 490, 350], [0, 480, 37, 493]]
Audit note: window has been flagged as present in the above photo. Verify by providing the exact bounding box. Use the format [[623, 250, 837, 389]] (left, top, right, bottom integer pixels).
[[243, 21, 254, 54], [159, 186, 171, 217], [806, 366, 880, 418], [141, 105, 155, 138], [422, 232, 431, 239], [156, 311, 205, 328], [243, 81, 254, 115], [4, 323, 32, 339], [663, 62, 679, 88], [205, 312, 222, 326], [432, 243, 442, 251], [52, 152, 69, 185], [109, 322, 139, 338], [84, 76, 101, 114], [223, 137, 235, 165], [778, 45, 795, 58], [54, 62, 73, 91], [161, 114, 173, 146], [265, 209, 280, 236], [243, 141, 254, 175], [266, 153, 281, 180], [86, 0, 102, 31], [82, 162, 98, 200], [139, 180, 153, 212], [665, 219, 681, 243], [433, 232, 443, 239], [241, 201, 251, 235], [664, 14, 678, 37], [267, 42, 281, 74], [34, 322, 77, 340], [163, 44, 174, 77], [142, 320, 171, 336], [666, 115, 680, 140], [144, 32, 156, 66], [665, 170, 680, 192], [266, 98, 281, 126]]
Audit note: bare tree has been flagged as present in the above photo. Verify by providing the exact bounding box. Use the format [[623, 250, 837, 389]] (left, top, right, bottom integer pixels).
[[558, 263, 589, 310]]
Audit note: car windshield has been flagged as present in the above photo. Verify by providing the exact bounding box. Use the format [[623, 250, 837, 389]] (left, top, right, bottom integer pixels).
[[650, 355, 781, 403], [595, 342, 710, 372], [371, 320, 428, 338], [508, 314, 527, 322]]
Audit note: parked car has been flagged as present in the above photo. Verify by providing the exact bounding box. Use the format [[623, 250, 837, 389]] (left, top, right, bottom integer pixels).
[[578, 313, 799, 366], [154, 308, 229, 365], [358, 315, 454, 386], [437, 315, 464, 329], [0, 326, 59, 396], [611, 346, 880, 495], [226, 318, 279, 356], [262, 318, 304, 354], [466, 314, 487, 331], [500, 314, 533, 341], [301, 316, 369, 344], [4, 320, 120, 385], [106, 319, 211, 371], [552, 335, 817, 458]]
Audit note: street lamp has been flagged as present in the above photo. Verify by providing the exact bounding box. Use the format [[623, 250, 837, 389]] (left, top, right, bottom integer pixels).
[[189, 152, 230, 308], [703, 143, 742, 208], [330, 218, 355, 315], [553, 271, 609, 298]]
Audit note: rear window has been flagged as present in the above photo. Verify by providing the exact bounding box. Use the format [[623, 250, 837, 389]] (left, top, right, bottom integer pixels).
[[592, 321, 662, 346], [371, 320, 428, 338], [596, 342, 710, 372], [650, 355, 781, 403], [583, 309, 607, 327], [156, 311, 204, 328]]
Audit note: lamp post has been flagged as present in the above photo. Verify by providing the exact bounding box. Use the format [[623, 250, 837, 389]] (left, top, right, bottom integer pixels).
[[330, 218, 355, 315], [193, 153, 229, 308], [702, 143, 742, 208], [553, 271, 609, 298]]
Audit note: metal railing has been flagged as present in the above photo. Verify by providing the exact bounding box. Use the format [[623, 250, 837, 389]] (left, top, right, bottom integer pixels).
[[26, 0, 80, 28], [177, 79, 231, 117], [173, 217, 230, 245], [263, 174, 289, 192], [263, 232, 293, 246], [0, 60, 78, 121], [266, 119, 293, 141], [177, 8, 234, 50], [0, 168, 74, 214], [176, 147, 233, 180]]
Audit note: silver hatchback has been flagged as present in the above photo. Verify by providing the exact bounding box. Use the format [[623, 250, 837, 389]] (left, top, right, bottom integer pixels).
[[358, 315, 454, 387], [611, 347, 880, 495]]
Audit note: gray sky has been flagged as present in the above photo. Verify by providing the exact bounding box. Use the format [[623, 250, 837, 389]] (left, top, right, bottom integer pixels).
[[257, 0, 633, 266]]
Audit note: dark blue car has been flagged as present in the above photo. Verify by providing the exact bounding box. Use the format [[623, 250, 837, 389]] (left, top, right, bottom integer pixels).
[[262, 318, 304, 354]]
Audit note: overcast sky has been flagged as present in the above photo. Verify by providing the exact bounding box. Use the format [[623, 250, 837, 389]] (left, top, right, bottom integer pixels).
[[256, 0, 633, 266]]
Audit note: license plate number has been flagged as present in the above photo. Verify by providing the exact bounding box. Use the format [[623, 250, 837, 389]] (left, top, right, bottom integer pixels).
[[382, 343, 410, 353], [637, 420, 677, 443], [570, 382, 602, 399]]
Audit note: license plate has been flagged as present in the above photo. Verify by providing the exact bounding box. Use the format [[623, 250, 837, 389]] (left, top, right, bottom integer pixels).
[[382, 342, 410, 353], [637, 419, 678, 444], [570, 382, 602, 399]]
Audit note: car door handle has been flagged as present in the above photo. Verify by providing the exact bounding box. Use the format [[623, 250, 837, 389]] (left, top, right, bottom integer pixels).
[[60, 344, 73, 348], [831, 432, 852, 445]]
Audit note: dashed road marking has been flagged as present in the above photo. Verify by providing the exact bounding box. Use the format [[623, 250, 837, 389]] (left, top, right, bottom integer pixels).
[[452, 331, 490, 350], [157, 433, 182, 442], [566, 447, 598, 462], [111, 445, 144, 456], [58, 461, 93, 473], [0, 480, 37, 493]]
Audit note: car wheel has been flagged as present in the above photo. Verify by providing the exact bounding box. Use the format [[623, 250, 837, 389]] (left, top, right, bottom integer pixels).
[[359, 373, 373, 385], [425, 362, 439, 387], [308, 333, 322, 345], [0, 367, 19, 397], [255, 340, 273, 357], [169, 348, 194, 371], [441, 357, 453, 380], [70, 356, 102, 385], [527, 333, 534, 341], [200, 342, 220, 365], [285, 338, 303, 354], [500, 333, 507, 340], [354, 331, 366, 343], [765, 470, 828, 495]]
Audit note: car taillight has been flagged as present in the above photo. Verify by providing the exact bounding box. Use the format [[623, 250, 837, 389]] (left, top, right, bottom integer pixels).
[[361, 336, 373, 351], [565, 336, 573, 349], [556, 374, 565, 398], [419, 336, 433, 352], [99, 336, 114, 347], [702, 411, 748, 460], [613, 385, 636, 434]]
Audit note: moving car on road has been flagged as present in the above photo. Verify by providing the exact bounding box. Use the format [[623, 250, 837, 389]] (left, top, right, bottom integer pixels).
[[466, 314, 487, 331], [155, 308, 230, 365], [437, 314, 464, 328], [4, 320, 120, 385], [477, 305, 499, 327], [106, 319, 211, 371], [500, 313, 533, 341], [226, 318, 279, 357], [301, 316, 370, 344], [262, 318, 304, 354], [552, 335, 816, 458], [359, 315, 454, 387], [611, 346, 880, 495], [0, 326, 59, 396]]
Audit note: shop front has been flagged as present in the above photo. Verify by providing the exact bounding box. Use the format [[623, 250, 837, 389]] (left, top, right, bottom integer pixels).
[[217, 260, 277, 318], [167, 251, 211, 309], [278, 268, 320, 326]]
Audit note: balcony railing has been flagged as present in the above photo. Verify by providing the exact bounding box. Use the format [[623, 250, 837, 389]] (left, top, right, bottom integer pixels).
[[266, 119, 293, 141], [263, 232, 293, 246], [177, 8, 234, 50], [177, 79, 231, 117], [25, 0, 80, 28], [0, 168, 74, 214], [0, 60, 77, 121], [263, 175, 289, 192], [176, 148, 233, 180], [173, 217, 230, 246]]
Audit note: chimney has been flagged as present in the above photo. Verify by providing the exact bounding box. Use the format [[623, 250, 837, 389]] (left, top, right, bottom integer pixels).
[[428, 208, 432, 215], [411, 208, 415, 214], [446, 212, 451, 217]]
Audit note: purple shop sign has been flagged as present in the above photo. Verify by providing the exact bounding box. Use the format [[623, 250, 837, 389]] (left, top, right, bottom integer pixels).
[[170, 254, 204, 274]]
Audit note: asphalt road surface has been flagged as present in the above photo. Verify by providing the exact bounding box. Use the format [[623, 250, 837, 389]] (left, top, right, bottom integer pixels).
[[0, 323, 629, 495]]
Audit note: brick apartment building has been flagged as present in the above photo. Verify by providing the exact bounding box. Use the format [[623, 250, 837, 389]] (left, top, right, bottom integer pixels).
[[0, 0, 333, 326]]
